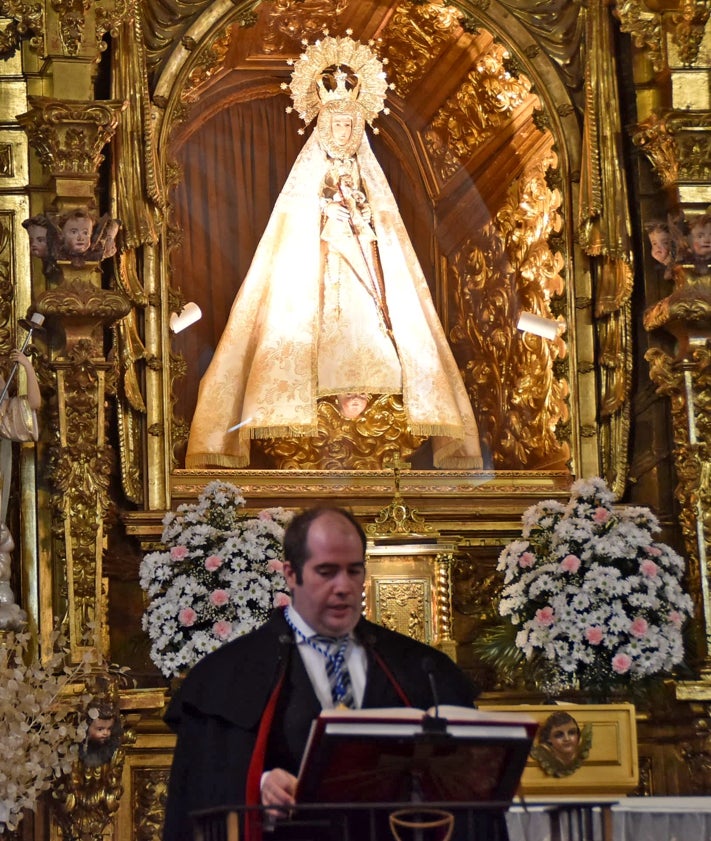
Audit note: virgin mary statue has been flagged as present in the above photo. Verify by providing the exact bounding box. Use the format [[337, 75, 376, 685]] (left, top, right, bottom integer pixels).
[[186, 36, 482, 470]]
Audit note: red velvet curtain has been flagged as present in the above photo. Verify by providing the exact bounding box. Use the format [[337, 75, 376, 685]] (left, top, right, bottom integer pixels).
[[170, 93, 306, 429]]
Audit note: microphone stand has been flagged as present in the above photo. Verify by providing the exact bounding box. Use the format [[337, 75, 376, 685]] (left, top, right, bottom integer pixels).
[[421, 657, 450, 736], [0, 313, 45, 409]]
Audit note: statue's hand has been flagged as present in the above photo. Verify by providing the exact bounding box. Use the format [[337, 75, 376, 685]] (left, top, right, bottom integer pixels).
[[323, 201, 351, 223], [9, 349, 31, 371]]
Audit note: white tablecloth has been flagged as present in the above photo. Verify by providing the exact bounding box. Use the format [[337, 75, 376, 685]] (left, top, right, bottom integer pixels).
[[506, 797, 711, 841]]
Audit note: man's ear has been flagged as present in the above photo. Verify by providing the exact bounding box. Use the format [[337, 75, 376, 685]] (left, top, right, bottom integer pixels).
[[282, 560, 297, 589]]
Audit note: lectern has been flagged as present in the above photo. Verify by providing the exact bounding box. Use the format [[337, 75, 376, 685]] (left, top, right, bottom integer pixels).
[[192, 706, 537, 841]]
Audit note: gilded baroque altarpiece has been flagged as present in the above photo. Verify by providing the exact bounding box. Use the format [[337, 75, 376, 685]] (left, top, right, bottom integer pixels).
[[0, 0, 710, 836]]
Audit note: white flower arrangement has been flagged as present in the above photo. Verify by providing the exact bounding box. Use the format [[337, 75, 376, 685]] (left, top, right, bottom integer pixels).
[[140, 481, 292, 678], [0, 627, 95, 833], [497, 477, 694, 690]]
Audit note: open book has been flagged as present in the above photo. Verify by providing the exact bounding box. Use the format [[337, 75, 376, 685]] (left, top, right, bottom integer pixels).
[[296, 705, 537, 805]]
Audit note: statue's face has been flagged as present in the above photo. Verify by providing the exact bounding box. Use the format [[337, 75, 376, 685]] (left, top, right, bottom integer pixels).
[[331, 113, 353, 147]]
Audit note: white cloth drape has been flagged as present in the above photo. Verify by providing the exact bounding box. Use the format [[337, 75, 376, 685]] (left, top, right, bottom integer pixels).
[[186, 127, 482, 469]]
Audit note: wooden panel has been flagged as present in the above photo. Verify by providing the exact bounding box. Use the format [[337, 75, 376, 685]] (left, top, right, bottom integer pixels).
[[479, 703, 639, 796]]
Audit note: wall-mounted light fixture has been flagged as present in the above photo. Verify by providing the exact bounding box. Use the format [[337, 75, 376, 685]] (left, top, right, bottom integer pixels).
[[516, 311, 563, 341], [170, 302, 202, 334]]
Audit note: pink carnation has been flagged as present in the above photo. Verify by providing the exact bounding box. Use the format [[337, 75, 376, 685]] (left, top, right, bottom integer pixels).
[[630, 617, 649, 638], [209, 589, 230, 607], [267, 558, 284, 573], [560, 554, 581, 573], [518, 552, 535, 568], [641, 559, 659, 578], [204, 554, 223, 572], [213, 620, 232, 640], [668, 610, 682, 627], [593, 507, 610, 523], [585, 626, 603, 645], [535, 606, 555, 626], [258, 510, 273, 521], [612, 652, 632, 674], [274, 592, 291, 608], [170, 545, 189, 561], [178, 607, 197, 627], [646, 545, 662, 557]]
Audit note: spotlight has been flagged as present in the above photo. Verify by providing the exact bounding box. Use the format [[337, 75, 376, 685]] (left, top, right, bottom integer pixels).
[[170, 302, 202, 333], [517, 311, 563, 340]]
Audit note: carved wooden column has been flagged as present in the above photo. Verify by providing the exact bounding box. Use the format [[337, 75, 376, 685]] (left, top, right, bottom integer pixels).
[[17, 97, 130, 661], [645, 295, 711, 677], [626, 0, 711, 685]]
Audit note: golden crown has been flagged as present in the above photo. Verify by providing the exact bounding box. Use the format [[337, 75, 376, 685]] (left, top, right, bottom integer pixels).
[[284, 34, 391, 129]]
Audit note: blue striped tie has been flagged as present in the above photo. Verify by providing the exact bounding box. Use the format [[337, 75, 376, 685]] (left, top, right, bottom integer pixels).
[[311, 634, 354, 708]]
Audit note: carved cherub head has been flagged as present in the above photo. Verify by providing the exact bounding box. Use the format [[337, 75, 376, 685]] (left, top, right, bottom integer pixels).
[[337, 393, 369, 419], [531, 710, 592, 778], [58, 208, 95, 257], [80, 700, 123, 767], [646, 221, 672, 266], [22, 215, 52, 259], [688, 212, 711, 261]]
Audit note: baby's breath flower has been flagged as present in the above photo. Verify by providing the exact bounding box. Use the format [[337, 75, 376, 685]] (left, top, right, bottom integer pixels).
[[497, 477, 693, 689], [140, 482, 293, 678]]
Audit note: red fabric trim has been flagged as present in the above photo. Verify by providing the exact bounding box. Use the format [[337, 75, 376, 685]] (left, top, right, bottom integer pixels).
[[244, 666, 287, 841], [371, 648, 413, 707]]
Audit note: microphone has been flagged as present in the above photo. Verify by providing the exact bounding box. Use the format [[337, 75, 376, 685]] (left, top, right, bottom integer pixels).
[[421, 657, 449, 735]]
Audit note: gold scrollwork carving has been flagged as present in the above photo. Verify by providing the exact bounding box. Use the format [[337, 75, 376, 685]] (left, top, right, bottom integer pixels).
[[0, 0, 44, 60], [376, 579, 428, 642], [50, 0, 91, 56], [451, 553, 502, 621], [643, 282, 711, 336], [262, 0, 350, 53], [679, 717, 711, 794], [0, 214, 13, 355], [94, 0, 132, 52], [632, 112, 680, 186], [449, 153, 569, 470], [37, 271, 131, 353], [425, 43, 533, 176], [17, 97, 126, 178], [254, 394, 426, 470], [613, 0, 710, 70], [133, 768, 171, 841], [668, 0, 711, 66], [45, 339, 121, 656], [366, 453, 434, 538], [181, 25, 233, 104], [666, 112, 711, 182], [634, 110, 711, 186], [613, 1, 665, 72], [380, 1, 462, 98]]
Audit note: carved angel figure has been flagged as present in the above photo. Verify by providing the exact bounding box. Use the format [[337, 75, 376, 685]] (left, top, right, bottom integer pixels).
[[530, 711, 592, 778], [23, 208, 120, 275]]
